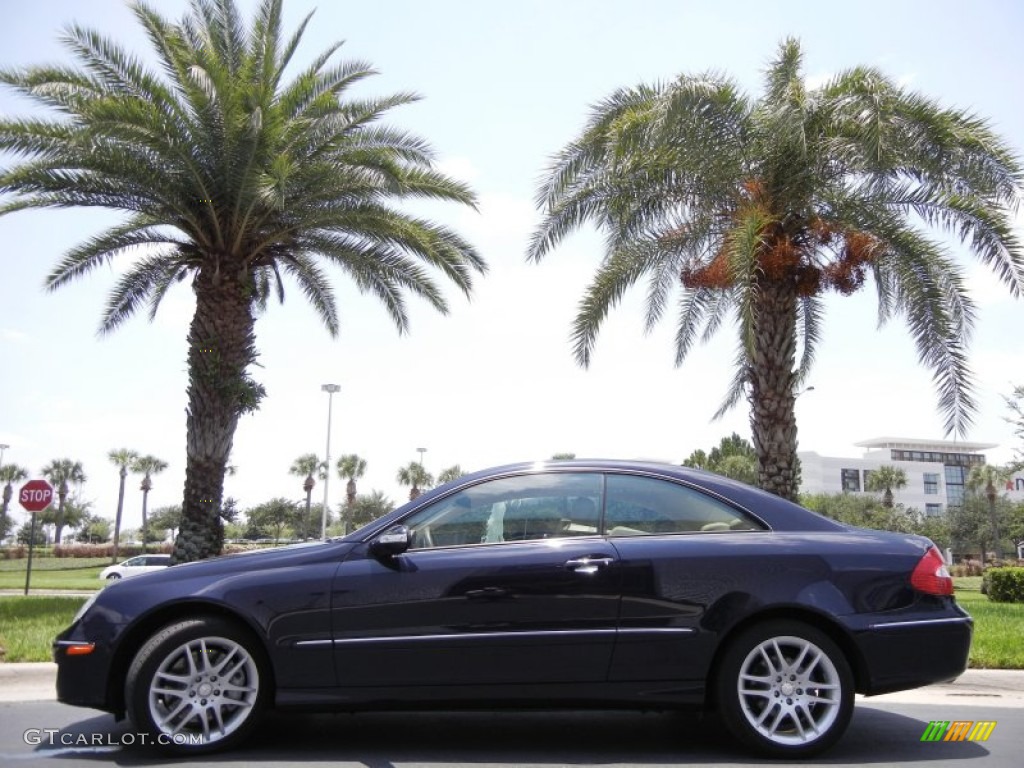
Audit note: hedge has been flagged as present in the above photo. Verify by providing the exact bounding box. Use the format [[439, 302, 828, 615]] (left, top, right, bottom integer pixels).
[[984, 568, 1024, 603]]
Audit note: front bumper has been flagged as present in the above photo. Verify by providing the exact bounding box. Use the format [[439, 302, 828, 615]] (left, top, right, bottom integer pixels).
[[53, 626, 117, 714]]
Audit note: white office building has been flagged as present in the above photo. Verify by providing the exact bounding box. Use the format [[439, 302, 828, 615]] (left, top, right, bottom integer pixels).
[[799, 437, 1024, 515]]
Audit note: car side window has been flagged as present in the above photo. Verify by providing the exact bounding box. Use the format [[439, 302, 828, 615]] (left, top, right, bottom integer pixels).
[[605, 474, 763, 535], [404, 472, 604, 549], [123, 556, 143, 567]]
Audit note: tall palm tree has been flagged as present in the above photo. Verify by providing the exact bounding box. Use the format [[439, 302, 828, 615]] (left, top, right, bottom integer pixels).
[[530, 38, 1023, 502], [0, 464, 30, 542], [396, 462, 434, 502], [337, 454, 367, 534], [337, 454, 367, 507], [0, 0, 484, 562], [967, 463, 1010, 559], [132, 455, 168, 552], [436, 464, 465, 485], [108, 449, 139, 562], [41, 459, 87, 544], [289, 453, 323, 540], [865, 465, 908, 508]]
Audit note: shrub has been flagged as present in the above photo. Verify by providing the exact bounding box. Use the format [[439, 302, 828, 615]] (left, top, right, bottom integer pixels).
[[985, 568, 1024, 603], [950, 559, 984, 577]]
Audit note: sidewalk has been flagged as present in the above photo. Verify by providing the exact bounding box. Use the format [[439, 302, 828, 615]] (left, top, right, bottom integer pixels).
[[2, 662, 1022, 706]]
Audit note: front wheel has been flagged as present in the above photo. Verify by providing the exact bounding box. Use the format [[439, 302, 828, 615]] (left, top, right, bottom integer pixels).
[[716, 620, 854, 758], [126, 617, 267, 754]]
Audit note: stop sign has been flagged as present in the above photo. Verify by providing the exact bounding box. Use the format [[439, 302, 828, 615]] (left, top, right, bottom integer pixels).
[[19, 479, 54, 512]]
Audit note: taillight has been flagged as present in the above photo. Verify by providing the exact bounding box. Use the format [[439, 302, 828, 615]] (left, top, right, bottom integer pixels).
[[910, 546, 953, 596]]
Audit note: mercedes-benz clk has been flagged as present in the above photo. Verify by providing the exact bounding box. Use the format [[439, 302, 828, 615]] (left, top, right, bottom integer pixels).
[[54, 460, 972, 757]]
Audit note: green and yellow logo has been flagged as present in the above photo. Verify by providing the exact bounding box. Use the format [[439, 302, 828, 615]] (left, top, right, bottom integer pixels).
[[920, 720, 997, 742]]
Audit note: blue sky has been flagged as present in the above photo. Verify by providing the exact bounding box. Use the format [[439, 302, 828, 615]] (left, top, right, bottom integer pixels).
[[1, 0, 1022, 534]]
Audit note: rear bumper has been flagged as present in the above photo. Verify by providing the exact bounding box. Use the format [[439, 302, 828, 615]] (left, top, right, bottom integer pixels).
[[854, 614, 973, 696]]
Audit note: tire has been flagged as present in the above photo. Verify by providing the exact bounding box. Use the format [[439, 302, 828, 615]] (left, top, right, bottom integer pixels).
[[106, 574, 121, 581], [126, 617, 267, 754], [716, 620, 854, 758]]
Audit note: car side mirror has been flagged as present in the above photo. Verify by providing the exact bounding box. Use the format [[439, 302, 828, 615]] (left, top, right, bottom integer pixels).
[[370, 525, 411, 558]]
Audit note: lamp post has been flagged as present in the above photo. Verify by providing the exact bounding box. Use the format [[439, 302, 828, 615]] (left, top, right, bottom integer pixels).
[[0, 443, 8, 468], [320, 384, 341, 540], [417, 447, 427, 467]]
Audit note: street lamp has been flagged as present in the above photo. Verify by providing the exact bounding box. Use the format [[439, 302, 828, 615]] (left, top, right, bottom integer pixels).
[[417, 447, 427, 467], [320, 384, 341, 540], [0, 444, 8, 468]]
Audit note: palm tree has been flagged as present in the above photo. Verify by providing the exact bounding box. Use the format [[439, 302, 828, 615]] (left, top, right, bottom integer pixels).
[[289, 453, 323, 540], [41, 459, 87, 544], [530, 38, 1023, 502], [437, 465, 465, 485], [337, 454, 367, 534], [865, 465, 908, 508], [0, 0, 484, 562], [132, 455, 168, 552], [396, 462, 434, 502], [1, 464, 30, 543], [967, 464, 1010, 559], [108, 449, 139, 562]]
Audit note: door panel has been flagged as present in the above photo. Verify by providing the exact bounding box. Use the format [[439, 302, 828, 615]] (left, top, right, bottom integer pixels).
[[332, 538, 621, 686], [330, 471, 621, 687]]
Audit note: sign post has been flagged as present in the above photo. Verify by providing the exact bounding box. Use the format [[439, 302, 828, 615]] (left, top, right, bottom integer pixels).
[[18, 479, 54, 595]]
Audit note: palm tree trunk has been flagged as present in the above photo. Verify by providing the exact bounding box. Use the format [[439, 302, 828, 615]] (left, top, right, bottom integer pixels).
[[748, 277, 799, 502], [1, 484, 11, 540], [112, 469, 127, 563], [141, 488, 150, 554], [987, 485, 1002, 559], [173, 266, 258, 563], [54, 484, 68, 545]]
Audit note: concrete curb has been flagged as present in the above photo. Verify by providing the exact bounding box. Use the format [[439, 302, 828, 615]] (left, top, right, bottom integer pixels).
[[2, 663, 1022, 706]]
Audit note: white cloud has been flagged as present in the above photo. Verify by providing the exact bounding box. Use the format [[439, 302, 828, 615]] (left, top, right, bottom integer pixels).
[[1, 328, 29, 342], [436, 155, 481, 184], [805, 71, 832, 90]]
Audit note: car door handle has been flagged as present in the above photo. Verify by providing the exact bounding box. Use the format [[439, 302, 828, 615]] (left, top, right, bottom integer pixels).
[[565, 557, 615, 575]]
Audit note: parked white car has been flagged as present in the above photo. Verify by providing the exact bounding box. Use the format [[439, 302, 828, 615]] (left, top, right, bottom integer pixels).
[[99, 554, 171, 581]]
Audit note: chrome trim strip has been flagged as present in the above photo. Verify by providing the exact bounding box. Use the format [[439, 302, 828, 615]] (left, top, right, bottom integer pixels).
[[868, 617, 973, 630], [618, 627, 696, 635], [332, 629, 618, 645], [54, 640, 92, 647], [296, 627, 694, 648]]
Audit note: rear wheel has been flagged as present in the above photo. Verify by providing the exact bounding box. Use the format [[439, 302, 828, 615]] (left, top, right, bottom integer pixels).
[[716, 620, 854, 758], [126, 617, 267, 754]]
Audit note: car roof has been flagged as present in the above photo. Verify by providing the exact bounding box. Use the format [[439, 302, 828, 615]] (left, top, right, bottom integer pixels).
[[354, 458, 844, 538]]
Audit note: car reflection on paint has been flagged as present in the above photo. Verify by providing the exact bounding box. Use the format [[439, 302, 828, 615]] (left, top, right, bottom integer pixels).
[[54, 460, 971, 758]]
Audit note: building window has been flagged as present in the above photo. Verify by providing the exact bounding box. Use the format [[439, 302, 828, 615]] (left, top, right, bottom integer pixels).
[[925, 503, 943, 517], [945, 465, 966, 507], [841, 468, 861, 492], [924, 473, 939, 495]]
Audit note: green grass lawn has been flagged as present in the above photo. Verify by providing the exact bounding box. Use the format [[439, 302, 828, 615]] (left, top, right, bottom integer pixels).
[[0, 596, 87, 662], [0, 559, 105, 590], [954, 589, 1024, 669]]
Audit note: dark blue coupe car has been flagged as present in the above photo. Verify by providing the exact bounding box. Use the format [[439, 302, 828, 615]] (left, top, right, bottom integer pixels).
[[53, 460, 971, 757]]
